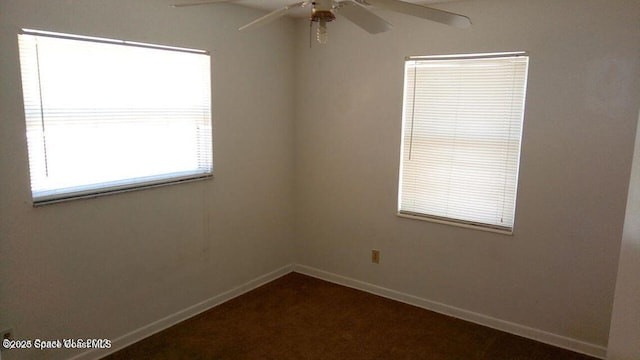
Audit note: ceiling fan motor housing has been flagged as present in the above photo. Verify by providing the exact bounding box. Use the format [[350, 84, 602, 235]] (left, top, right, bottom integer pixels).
[[311, 0, 336, 22]]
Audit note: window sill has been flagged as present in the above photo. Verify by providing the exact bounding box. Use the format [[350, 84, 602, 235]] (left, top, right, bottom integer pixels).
[[33, 173, 213, 206], [396, 212, 514, 236]]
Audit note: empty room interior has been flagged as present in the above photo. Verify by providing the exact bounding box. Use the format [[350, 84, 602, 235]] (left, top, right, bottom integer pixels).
[[1, 0, 639, 359]]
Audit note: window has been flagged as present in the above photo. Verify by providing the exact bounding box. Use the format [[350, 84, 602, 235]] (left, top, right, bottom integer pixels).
[[18, 29, 212, 205], [398, 52, 529, 233]]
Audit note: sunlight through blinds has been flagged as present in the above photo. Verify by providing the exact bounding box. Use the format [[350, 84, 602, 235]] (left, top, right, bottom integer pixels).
[[18, 29, 212, 204]]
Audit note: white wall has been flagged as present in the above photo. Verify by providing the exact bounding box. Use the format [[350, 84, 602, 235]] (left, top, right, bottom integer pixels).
[[0, 1, 295, 359], [607, 111, 640, 359], [294, 0, 640, 356]]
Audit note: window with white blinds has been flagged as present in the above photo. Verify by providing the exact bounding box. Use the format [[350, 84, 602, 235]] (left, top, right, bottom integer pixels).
[[18, 29, 212, 205], [398, 52, 529, 233]]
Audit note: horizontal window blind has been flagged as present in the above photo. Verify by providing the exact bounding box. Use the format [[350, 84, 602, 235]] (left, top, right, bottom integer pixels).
[[18, 30, 212, 204], [398, 53, 529, 232]]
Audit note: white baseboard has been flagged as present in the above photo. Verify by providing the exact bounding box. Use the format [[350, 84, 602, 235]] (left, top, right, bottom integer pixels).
[[293, 264, 607, 359], [68, 264, 294, 360]]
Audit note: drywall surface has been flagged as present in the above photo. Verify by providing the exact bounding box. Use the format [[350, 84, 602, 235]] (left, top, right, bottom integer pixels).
[[607, 112, 640, 360], [0, 1, 295, 359], [294, 0, 640, 352]]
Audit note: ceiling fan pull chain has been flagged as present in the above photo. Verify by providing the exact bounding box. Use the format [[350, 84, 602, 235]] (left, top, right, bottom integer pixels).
[[309, 19, 313, 48]]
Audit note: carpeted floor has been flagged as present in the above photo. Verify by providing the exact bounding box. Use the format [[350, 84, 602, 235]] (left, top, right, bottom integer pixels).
[[102, 272, 597, 360]]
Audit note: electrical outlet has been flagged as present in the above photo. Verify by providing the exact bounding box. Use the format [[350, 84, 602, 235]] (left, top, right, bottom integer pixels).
[[371, 249, 380, 264]]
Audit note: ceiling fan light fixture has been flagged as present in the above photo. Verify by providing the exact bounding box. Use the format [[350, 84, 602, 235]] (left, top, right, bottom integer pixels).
[[316, 19, 329, 44], [310, 7, 335, 44], [309, 0, 336, 43]]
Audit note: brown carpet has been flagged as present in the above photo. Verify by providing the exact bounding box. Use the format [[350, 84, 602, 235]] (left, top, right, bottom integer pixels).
[[102, 272, 597, 360]]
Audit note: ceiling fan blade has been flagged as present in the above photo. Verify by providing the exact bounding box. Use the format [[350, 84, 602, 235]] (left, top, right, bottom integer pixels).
[[239, 1, 307, 31], [362, 0, 471, 28], [170, 0, 232, 7], [337, 1, 393, 34]]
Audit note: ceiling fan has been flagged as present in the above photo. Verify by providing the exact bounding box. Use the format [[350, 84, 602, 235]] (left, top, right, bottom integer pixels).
[[171, 0, 471, 44]]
